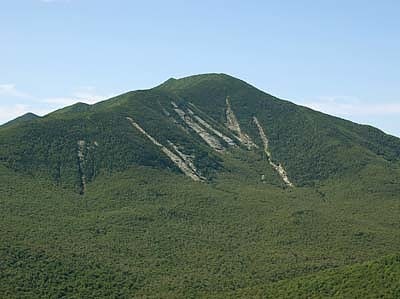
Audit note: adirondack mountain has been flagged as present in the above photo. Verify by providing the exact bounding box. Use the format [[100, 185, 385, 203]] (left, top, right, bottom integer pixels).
[[1, 73, 399, 298]]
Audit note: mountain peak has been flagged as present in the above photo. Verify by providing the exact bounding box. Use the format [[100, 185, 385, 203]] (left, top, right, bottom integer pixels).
[[2, 112, 40, 127], [51, 102, 92, 116], [158, 73, 241, 90]]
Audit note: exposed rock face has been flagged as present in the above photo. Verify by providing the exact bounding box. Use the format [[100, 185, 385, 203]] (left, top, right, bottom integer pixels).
[[127, 101, 294, 185], [253, 117, 294, 187], [167, 140, 203, 179], [225, 96, 257, 149], [171, 102, 225, 152], [192, 114, 236, 146], [126, 117, 205, 181], [77, 140, 87, 194], [126, 104, 294, 186], [126, 117, 163, 147]]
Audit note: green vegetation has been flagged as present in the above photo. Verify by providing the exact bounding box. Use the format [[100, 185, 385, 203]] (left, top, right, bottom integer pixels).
[[222, 255, 400, 298], [0, 164, 399, 298], [0, 74, 399, 298], [2, 73, 399, 189]]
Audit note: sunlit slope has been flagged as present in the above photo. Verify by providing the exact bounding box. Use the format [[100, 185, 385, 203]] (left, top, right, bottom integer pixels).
[[1, 74, 399, 193]]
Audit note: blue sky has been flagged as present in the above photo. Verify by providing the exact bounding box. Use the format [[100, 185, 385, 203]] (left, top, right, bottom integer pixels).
[[1, 0, 399, 136]]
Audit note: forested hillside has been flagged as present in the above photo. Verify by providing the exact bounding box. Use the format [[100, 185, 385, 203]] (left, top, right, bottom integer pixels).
[[1, 74, 399, 298]]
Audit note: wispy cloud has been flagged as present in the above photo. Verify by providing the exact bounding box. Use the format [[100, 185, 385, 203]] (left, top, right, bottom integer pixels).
[[0, 84, 117, 125], [0, 103, 52, 124], [0, 84, 32, 99], [298, 96, 400, 117], [42, 86, 115, 106]]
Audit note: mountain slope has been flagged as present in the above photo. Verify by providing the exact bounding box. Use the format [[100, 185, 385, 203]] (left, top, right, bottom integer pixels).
[[1, 73, 399, 191], [0, 74, 399, 298], [158, 74, 400, 183], [220, 254, 400, 298], [0, 161, 399, 298]]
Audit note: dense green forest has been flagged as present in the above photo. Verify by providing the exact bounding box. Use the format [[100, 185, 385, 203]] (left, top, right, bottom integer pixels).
[[1, 164, 399, 298], [0, 74, 399, 298], [222, 255, 400, 298]]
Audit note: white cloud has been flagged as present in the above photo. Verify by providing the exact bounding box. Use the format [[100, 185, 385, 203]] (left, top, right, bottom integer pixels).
[[0, 104, 30, 122], [73, 86, 113, 103], [0, 103, 52, 124], [0, 84, 117, 125], [41, 97, 80, 106], [0, 84, 32, 99], [298, 96, 400, 117], [42, 87, 115, 106]]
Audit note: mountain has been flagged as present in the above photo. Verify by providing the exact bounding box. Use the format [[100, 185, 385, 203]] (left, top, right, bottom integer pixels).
[[0, 73, 399, 298], [1, 74, 399, 191]]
